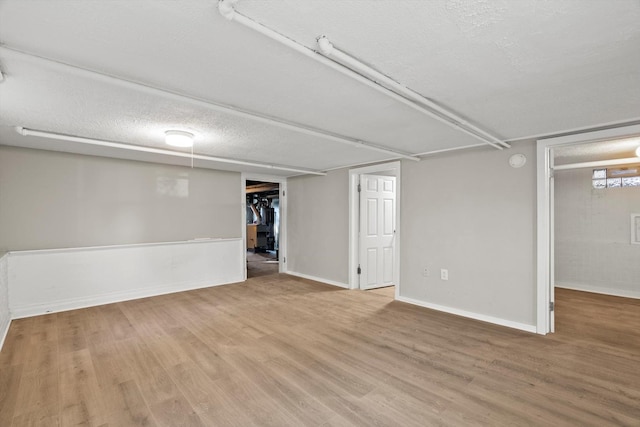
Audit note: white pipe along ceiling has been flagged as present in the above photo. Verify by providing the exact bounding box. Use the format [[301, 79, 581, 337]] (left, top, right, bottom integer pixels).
[[1, 45, 418, 166], [316, 36, 510, 150], [16, 127, 327, 176], [2, 1, 637, 175], [554, 157, 640, 171], [218, 0, 509, 151]]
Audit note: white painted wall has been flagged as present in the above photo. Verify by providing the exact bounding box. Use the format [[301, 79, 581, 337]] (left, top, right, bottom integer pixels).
[[0, 146, 242, 253], [0, 146, 246, 327], [286, 146, 537, 331], [8, 239, 244, 318], [555, 168, 640, 298], [400, 143, 537, 331], [286, 169, 349, 286], [0, 253, 10, 350]]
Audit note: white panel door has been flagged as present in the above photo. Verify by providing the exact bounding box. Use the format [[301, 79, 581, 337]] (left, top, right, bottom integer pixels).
[[359, 174, 396, 290]]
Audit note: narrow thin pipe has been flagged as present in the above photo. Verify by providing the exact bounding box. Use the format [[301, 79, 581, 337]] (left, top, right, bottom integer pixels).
[[15, 127, 327, 176], [218, 1, 507, 150], [414, 143, 486, 157], [506, 118, 640, 143], [554, 157, 640, 171], [324, 42, 510, 149], [0, 45, 419, 162]]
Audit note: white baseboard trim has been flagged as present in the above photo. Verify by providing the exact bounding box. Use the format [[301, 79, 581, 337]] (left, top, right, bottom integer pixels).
[[0, 318, 11, 352], [11, 278, 241, 319], [556, 282, 640, 300], [284, 271, 349, 289], [396, 295, 537, 333]]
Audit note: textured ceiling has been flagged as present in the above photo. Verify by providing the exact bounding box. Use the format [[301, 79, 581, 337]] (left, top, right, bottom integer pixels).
[[0, 0, 639, 175], [554, 136, 640, 166]]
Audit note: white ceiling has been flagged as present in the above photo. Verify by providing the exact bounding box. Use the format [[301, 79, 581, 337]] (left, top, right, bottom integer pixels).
[[1, 0, 639, 175], [554, 136, 640, 166]]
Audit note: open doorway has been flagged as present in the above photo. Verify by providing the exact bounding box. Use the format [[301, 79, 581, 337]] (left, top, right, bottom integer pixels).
[[552, 138, 640, 332], [245, 180, 280, 278], [536, 124, 640, 334]]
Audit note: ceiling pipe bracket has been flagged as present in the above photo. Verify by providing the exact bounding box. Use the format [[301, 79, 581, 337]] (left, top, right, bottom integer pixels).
[[218, 0, 238, 20], [316, 35, 334, 56]]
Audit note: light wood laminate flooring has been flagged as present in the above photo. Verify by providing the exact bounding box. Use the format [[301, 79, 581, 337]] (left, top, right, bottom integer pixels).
[[1, 276, 639, 426], [246, 250, 279, 278]]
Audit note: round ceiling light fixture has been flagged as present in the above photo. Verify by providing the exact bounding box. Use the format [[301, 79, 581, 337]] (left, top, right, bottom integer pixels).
[[636, 145, 640, 157], [165, 130, 194, 148], [509, 153, 527, 168]]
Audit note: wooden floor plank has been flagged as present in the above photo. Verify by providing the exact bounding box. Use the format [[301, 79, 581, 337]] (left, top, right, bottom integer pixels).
[[10, 407, 60, 427], [113, 339, 180, 407], [98, 379, 158, 427], [221, 350, 335, 426], [148, 395, 206, 427], [12, 369, 58, 421], [0, 317, 35, 368], [57, 348, 108, 426], [56, 311, 87, 355], [1, 278, 639, 426], [0, 363, 24, 426]]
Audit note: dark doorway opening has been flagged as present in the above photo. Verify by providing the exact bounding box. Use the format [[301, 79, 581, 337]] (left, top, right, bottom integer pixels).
[[246, 180, 279, 278]]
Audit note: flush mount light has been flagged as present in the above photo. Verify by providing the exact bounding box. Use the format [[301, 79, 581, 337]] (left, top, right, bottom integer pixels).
[[165, 130, 194, 148], [636, 146, 640, 157]]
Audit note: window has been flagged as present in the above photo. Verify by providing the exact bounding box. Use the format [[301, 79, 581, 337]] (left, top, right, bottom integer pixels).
[[593, 169, 607, 179], [622, 176, 640, 187], [607, 178, 622, 188], [592, 165, 640, 189]]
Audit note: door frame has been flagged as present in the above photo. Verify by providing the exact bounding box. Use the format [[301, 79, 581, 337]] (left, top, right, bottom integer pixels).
[[241, 173, 287, 280], [536, 124, 640, 334], [358, 174, 397, 290], [349, 161, 401, 296]]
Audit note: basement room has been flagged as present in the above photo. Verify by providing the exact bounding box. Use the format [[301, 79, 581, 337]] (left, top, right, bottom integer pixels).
[[0, 0, 639, 425]]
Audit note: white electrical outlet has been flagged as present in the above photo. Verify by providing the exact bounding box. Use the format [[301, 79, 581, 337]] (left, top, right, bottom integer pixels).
[[422, 267, 429, 277], [440, 269, 449, 280]]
